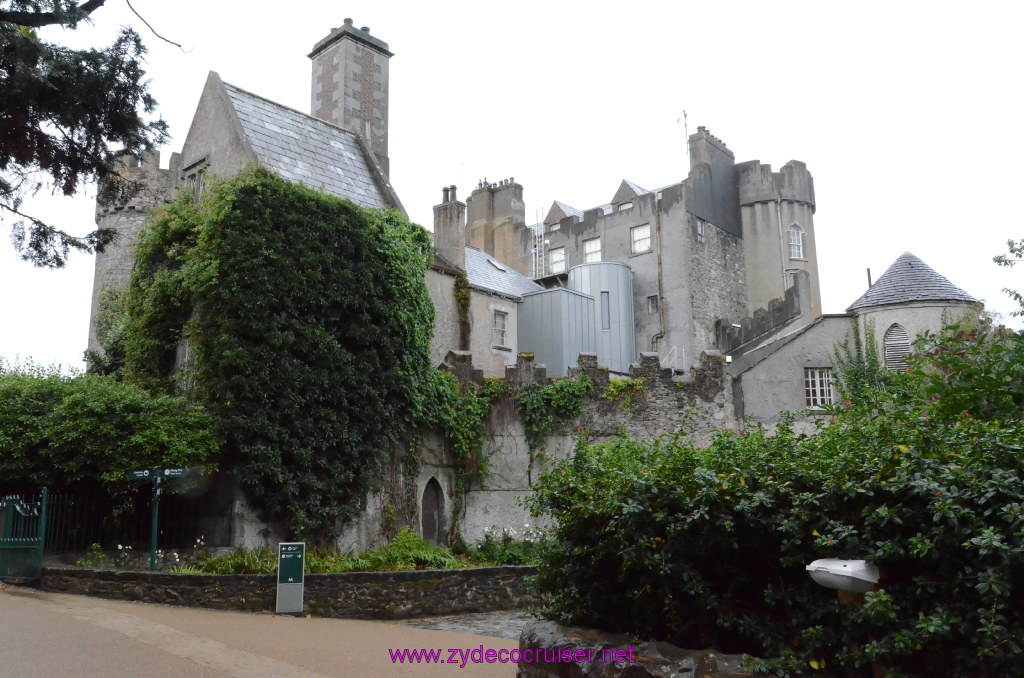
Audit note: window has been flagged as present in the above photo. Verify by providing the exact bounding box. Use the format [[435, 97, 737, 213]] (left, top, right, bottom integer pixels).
[[647, 295, 659, 314], [788, 225, 804, 260], [549, 247, 565, 274], [584, 237, 601, 263], [696, 220, 705, 243], [548, 223, 560, 232], [884, 324, 911, 372], [804, 368, 834, 408], [600, 292, 610, 330], [618, 201, 633, 212], [492, 311, 508, 347], [631, 224, 651, 254]]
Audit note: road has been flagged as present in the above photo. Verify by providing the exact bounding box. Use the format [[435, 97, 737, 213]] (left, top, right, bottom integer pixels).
[[0, 584, 519, 677]]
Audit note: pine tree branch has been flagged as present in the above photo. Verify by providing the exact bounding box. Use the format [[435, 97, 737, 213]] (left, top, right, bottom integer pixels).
[[0, 1, 107, 28]]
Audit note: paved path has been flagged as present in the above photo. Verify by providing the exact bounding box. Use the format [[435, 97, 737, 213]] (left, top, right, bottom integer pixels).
[[0, 583, 519, 677], [398, 611, 535, 640]]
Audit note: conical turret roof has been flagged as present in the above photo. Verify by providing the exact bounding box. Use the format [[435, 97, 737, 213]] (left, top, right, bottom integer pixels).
[[847, 252, 976, 312]]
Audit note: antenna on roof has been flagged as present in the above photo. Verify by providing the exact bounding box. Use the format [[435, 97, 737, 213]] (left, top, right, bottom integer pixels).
[[677, 110, 689, 156], [867, 268, 873, 288]]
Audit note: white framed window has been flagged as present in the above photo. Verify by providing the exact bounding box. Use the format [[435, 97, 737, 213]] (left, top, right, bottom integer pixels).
[[549, 247, 566, 274], [647, 295, 659, 314], [884, 324, 911, 373], [788, 225, 804, 260], [492, 311, 508, 347], [696, 219, 705, 243], [804, 368, 834, 408], [631, 224, 651, 254], [548, 223, 560, 232], [584, 237, 601, 263], [618, 202, 633, 212]]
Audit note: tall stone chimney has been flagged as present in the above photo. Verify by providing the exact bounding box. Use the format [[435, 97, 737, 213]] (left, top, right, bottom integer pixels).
[[433, 185, 466, 271], [465, 178, 530, 276], [309, 19, 392, 175]]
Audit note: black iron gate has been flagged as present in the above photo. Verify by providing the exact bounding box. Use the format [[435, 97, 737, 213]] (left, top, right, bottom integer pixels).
[[0, 489, 47, 580]]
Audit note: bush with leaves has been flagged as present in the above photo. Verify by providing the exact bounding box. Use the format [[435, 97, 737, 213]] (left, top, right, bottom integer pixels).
[[0, 360, 217, 489], [528, 318, 1024, 677]]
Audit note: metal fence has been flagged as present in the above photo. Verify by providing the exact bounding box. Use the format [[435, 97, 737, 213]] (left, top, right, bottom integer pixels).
[[0, 489, 217, 553]]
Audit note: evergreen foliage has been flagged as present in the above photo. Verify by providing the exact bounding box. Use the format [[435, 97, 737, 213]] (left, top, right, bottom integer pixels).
[[1, 1, 168, 267], [117, 169, 435, 543], [0, 359, 217, 489], [529, 319, 1024, 677]]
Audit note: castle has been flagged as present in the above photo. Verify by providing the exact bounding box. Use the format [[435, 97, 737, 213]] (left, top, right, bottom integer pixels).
[[87, 21, 979, 550]]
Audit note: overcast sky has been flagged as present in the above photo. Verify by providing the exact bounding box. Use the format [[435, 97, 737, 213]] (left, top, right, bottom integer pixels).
[[3, 0, 1022, 371]]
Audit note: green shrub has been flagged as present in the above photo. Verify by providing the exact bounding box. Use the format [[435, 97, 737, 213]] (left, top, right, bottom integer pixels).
[[0, 361, 217, 489], [192, 528, 461, 574], [528, 320, 1024, 677], [468, 526, 545, 566]]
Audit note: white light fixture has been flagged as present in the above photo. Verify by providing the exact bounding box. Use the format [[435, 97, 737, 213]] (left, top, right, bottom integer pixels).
[[806, 559, 879, 593]]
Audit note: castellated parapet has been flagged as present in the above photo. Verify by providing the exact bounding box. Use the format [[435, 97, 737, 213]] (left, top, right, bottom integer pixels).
[[88, 152, 176, 357]]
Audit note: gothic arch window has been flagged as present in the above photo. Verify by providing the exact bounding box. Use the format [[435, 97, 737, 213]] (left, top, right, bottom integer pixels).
[[884, 324, 911, 373], [420, 477, 445, 546], [788, 225, 805, 260]]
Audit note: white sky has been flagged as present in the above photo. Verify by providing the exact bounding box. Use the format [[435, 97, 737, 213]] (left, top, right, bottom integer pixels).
[[3, 0, 1022, 371]]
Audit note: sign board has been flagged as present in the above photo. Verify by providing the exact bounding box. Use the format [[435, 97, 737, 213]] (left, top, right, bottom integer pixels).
[[276, 542, 305, 615], [125, 467, 188, 481]]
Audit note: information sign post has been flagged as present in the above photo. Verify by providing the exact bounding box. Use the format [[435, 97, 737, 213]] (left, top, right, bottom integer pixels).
[[124, 467, 189, 570], [276, 542, 305, 615]]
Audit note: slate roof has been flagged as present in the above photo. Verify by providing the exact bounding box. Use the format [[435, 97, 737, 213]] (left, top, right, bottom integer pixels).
[[623, 179, 649, 196], [222, 83, 388, 209], [553, 200, 583, 221], [847, 252, 976, 312], [464, 247, 543, 300]]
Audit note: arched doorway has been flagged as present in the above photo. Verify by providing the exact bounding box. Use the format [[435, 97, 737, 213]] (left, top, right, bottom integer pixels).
[[420, 478, 444, 546]]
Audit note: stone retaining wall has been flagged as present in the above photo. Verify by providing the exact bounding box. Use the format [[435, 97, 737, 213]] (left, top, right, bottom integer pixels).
[[42, 565, 537, 619]]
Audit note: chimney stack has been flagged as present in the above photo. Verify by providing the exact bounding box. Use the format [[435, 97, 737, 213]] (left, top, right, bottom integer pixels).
[[309, 19, 393, 175], [433, 185, 466, 271]]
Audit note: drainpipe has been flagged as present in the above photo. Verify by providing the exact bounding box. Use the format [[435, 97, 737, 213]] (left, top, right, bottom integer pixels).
[[652, 191, 666, 353], [776, 195, 788, 292]]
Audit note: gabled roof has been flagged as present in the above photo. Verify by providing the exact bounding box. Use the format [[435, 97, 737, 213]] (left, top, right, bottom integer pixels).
[[847, 252, 976, 312], [464, 247, 543, 300], [221, 81, 397, 210], [611, 179, 649, 204], [545, 200, 584, 224]]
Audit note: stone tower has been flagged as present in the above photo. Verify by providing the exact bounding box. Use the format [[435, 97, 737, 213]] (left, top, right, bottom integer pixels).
[[87, 152, 177, 357], [736, 157, 821, 319], [309, 19, 392, 175]]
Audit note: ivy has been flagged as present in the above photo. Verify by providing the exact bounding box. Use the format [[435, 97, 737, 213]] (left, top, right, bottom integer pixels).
[[454, 271, 471, 350], [117, 168, 435, 543], [600, 377, 648, 414], [516, 375, 594, 452]]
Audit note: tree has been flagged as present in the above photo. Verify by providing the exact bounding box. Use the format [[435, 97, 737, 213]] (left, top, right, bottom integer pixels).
[[1, 1, 167, 267], [994, 237, 1024, 315]]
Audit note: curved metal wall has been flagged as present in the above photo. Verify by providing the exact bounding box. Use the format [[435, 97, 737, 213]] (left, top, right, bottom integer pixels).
[[567, 262, 636, 373]]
